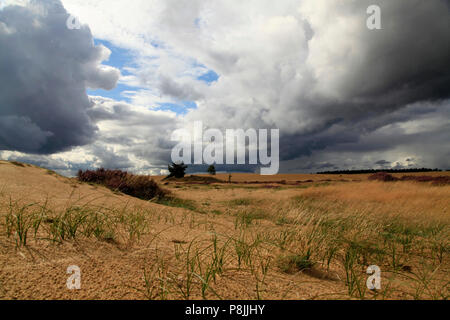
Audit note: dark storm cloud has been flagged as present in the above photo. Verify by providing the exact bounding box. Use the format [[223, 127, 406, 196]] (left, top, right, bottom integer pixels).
[[350, 1, 450, 104], [2, 0, 449, 174], [1, 152, 95, 176], [375, 160, 391, 166], [90, 144, 133, 169], [273, 0, 450, 165], [0, 0, 119, 154], [84, 97, 179, 171], [181, 0, 449, 169]]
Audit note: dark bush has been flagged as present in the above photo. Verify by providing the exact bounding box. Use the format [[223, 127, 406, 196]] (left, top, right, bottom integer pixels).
[[207, 165, 216, 175], [318, 168, 441, 174], [77, 169, 168, 200], [368, 172, 399, 182], [11, 161, 25, 167], [167, 162, 188, 179], [430, 176, 450, 185], [368, 172, 450, 185], [400, 175, 450, 185]]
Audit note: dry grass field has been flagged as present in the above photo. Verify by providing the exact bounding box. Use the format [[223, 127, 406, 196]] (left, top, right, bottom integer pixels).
[[0, 160, 449, 300]]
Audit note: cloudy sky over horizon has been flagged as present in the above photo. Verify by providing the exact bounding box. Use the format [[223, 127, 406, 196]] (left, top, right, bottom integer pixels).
[[0, 0, 449, 176]]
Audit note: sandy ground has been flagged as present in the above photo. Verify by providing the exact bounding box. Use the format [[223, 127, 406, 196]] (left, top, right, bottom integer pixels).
[[0, 160, 448, 300], [151, 171, 450, 183]]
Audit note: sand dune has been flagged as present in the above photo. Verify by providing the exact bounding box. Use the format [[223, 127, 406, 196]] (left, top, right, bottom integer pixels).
[[0, 161, 448, 300]]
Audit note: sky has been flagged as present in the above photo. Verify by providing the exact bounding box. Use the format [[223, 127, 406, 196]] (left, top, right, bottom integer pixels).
[[0, 0, 449, 176]]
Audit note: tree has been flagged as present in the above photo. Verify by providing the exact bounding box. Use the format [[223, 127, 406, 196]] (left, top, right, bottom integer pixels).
[[207, 165, 216, 175], [167, 162, 188, 179]]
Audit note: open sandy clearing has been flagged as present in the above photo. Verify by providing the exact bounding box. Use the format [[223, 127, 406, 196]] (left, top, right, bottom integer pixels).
[[0, 161, 449, 300]]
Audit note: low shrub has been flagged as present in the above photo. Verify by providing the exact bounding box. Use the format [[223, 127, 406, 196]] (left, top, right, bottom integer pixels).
[[77, 169, 168, 200], [11, 161, 25, 167], [430, 176, 450, 185], [400, 175, 450, 185], [368, 172, 399, 182], [368, 172, 450, 185], [277, 254, 314, 274]]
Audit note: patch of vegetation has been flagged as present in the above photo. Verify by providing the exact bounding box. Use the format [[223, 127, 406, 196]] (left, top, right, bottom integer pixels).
[[166, 162, 188, 179], [235, 210, 268, 228], [314, 182, 331, 187], [48, 206, 90, 242], [46, 169, 58, 176], [164, 175, 223, 184], [369, 172, 450, 185], [228, 198, 253, 206], [10, 161, 25, 167], [155, 197, 198, 212], [276, 216, 294, 226], [5, 201, 41, 247], [2, 197, 165, 247], [77, 168, 168, 200], [172, 239, 188, 244], [207, 165, 216, 175], [277, 254, 315, 274], [318, 168, 442, 174]]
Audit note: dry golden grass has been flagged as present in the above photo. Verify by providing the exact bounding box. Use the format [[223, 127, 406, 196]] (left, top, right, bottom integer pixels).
[[152, 171, 450, 183], [0, 160, 448, 300]]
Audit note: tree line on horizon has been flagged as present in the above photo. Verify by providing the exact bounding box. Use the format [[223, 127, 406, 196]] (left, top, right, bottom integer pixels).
[[317, 168, 443, 175]]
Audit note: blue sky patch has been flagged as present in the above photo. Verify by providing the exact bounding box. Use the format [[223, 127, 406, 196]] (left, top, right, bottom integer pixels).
[[87, 83, 133, 102], [87, 39, 207, 111], [156, 101, 198, 115], [86, 39, 138, 102], [198, 69, 219, 84], [94, 39, 135, 73]]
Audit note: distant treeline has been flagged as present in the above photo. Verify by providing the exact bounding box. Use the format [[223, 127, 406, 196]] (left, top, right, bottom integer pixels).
[[317, 168, 442, 175]]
